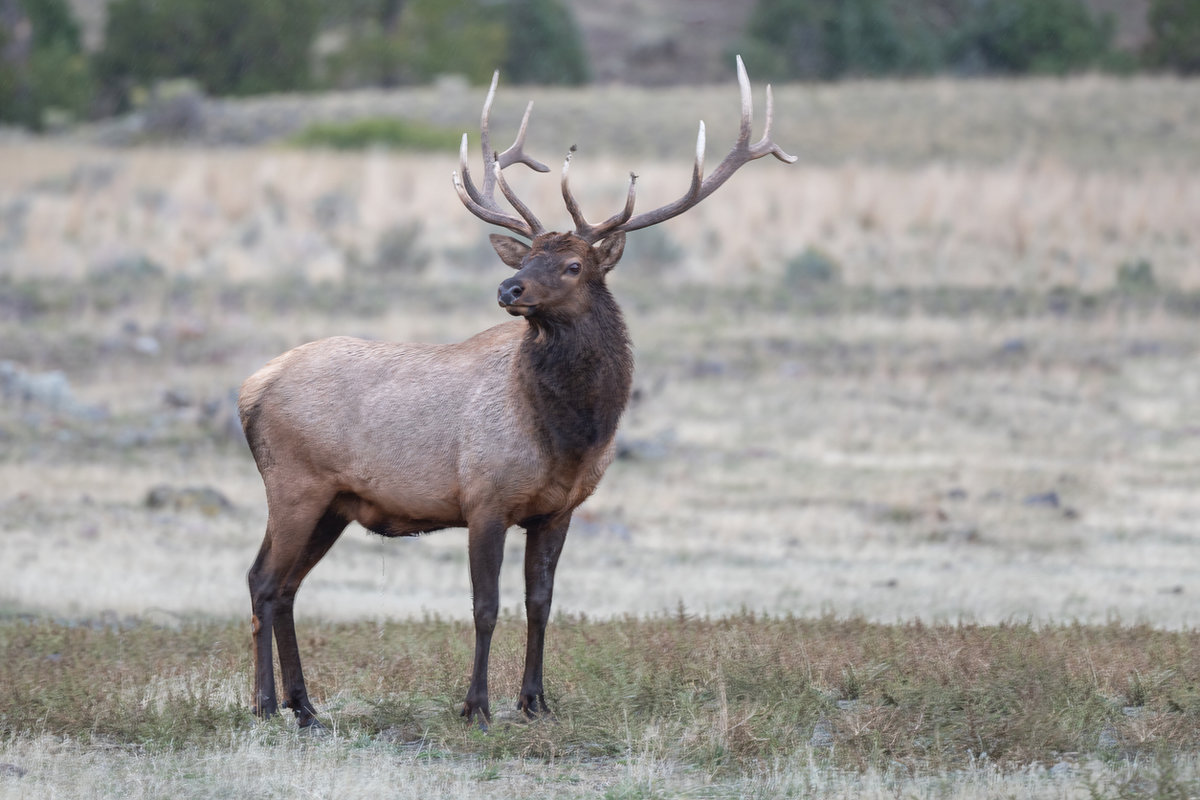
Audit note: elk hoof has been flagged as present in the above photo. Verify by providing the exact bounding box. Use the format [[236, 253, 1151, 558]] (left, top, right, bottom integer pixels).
[[517, 693, 553, 719], [298, 717, 328, 736], [252, 699, 278, 719], [460, 701, 491, 731], [296, 712, 326, 732]]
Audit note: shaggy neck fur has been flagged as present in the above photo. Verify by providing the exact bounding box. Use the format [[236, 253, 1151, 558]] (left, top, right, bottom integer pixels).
[[518, 281, 632, 461]]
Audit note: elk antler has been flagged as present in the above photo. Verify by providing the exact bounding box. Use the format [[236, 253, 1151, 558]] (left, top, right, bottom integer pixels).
[[452, 71, 551, 239], [562, 55, 797, 244]]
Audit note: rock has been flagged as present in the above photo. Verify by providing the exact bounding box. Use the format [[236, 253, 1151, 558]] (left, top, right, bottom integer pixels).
[[1097, 725, 1120, 751], [0, 360, 106, 421], [809, 718, 835, 748], [1023, 491, 1060, 509], [145, 485, 234, 516]]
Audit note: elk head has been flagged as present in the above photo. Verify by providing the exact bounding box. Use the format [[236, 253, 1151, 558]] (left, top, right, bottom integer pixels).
[[451, 55, 796, 314], [491, 232, 625, 319]]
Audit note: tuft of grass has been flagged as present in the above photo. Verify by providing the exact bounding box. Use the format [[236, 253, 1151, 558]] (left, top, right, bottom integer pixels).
[[288, 117, 461, 151]]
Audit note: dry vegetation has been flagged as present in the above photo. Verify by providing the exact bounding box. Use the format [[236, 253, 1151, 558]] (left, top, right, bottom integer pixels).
[[2, 76, 1200, 796]]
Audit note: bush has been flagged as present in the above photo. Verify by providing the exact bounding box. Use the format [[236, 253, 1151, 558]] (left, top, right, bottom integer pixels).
[[503, 0, 589, 85], [289, 117, 460, 151], [784, 246, 842, 288], [738, 0, 1119, 79], [623, 227, 685, 276], [738, 0, 915, 80], [365, 220, 431, 278], [1115, 259, 1158, 293], [969, 0, 1116, 75], [1144, 0, 1200, 74], [95, 0, 319, 107], [0, 0, 92, 129], [323, 0, 507, 87], [324, 0, 589, 88]]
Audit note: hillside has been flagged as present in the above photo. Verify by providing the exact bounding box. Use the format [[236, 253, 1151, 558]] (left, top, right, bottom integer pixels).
[[62, 0, 1153, 86]]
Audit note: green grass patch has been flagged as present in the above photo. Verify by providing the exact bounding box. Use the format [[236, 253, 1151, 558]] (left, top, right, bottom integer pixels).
[[288, 117, 461, 151], [3, 613, 1200, 774]]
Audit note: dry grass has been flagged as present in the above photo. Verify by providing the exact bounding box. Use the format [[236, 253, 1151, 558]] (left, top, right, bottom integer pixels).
[[2, 144, 1198, 291], [3, 615, 1200, 793]]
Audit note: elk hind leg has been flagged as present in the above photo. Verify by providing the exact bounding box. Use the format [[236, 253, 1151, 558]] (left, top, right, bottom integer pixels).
[[247, 491, 341, 724], [273, 505, 347, 727]]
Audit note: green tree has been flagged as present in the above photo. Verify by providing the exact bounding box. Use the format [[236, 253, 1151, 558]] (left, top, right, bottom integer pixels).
[[0, 0, 91, 128], [503, 0, 588, 85], [323, 0, 506, 87], [393, 0, 506, 83], [96, 0, 319, 104], [970, 0, 1115, 74], [738, 0, 942, 80], [1144, 0, 1200, 74], [739, 0, 1119, 79]]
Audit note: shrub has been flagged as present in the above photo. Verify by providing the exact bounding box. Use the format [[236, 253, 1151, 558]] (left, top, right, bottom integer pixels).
[[95, 0, 319, 107], [365, 220, 432, 278], [323, 0, 587, 88], [322, 0, 507, 87], [502, 0, 589, 85], [1115, 259, 1158, 293], [289, 117, 460, 151], [1144, 0, 1200, 74], [738, 0, 914, 80], [622, 227, 685, 276], [0, 0, 91, 129], [969, 0, 1116, 75], [738, 0, 1119, 79], [784, 246, 842, 288]]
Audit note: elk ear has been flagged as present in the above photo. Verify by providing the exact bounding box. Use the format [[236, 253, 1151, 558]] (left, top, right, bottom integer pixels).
[[490, 234, 530, 269], [592, 231, 626, 273]]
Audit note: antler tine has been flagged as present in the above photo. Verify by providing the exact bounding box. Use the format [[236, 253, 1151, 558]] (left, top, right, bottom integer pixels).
[[604, 55, 795, 236], [561, 146, 588, 231], [494, 160, 545, 236], [451, 70, 550, 239], [453, 165, 535, 239], [498, 101, 550, 172], [477, 71, 501, 200], [562, 145, 640, 242], [457, 133, 486, 206], [758, 84, 798, 163], [735, 54, 754, 146]]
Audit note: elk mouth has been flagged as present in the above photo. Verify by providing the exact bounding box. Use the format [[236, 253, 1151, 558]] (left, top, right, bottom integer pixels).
[[499, 300, 536, 317]]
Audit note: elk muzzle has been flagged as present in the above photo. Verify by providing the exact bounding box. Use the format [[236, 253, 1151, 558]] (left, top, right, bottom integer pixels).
[[498, 277, 532, 315]]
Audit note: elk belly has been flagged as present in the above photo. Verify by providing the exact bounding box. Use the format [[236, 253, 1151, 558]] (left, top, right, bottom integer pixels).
[[331, 491, 463, 537]]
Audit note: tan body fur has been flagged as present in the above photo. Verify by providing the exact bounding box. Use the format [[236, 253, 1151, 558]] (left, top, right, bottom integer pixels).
[[240, 324, 615, 538]]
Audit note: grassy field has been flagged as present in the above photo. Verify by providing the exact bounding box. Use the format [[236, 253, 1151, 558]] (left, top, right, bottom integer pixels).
[[4, 615, 1200, 798], [2, 76, 1200, 796]]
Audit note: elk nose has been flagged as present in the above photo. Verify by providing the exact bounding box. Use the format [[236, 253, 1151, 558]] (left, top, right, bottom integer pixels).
[[498, 278, 524, 306]]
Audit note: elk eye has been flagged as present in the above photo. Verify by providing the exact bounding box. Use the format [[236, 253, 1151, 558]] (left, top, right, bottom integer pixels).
[[565, 262, 582, 275]]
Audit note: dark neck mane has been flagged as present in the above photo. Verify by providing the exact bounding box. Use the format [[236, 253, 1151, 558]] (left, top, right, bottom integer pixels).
[[518, 283, 633, 461]]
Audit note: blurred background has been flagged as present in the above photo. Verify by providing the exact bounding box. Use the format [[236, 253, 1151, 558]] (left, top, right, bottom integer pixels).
[[0, 0, 1196, 133], [1, 0, 1198, 629]]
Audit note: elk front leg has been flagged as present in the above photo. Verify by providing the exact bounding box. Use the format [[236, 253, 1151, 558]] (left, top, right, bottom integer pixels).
[[518, 513, 569, 717], [462, 517, 508, 729]]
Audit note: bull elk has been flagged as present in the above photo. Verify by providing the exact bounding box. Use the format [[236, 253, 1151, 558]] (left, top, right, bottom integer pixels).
[[239, 56, 794, 729]]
